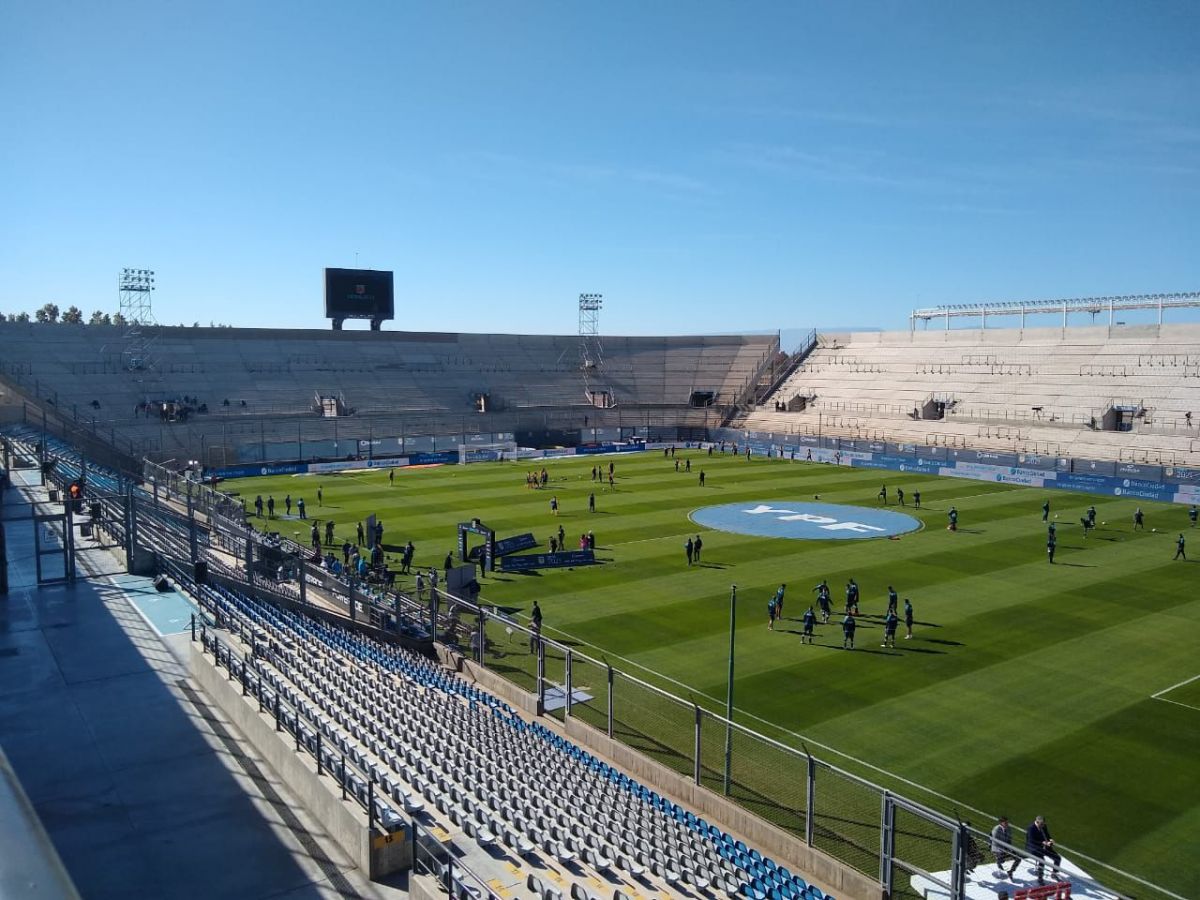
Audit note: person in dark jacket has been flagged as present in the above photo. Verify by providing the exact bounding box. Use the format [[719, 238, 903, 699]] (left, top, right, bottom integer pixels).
[[1025, 815, 1061, 884]]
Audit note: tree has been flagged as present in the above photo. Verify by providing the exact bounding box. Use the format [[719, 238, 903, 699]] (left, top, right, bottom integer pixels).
[[112, 312, 127, 326], [62, 306, 84, 324], [88, 310, 112, 325], [35, 302, 60, 323], [14, 311, 30, 323]]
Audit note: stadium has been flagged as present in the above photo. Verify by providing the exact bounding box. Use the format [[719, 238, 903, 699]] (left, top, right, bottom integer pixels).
[[2, 282, 1199, 900]]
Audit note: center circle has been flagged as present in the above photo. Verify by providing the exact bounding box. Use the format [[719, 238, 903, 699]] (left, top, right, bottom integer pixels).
[[690, 501, 922, 541]]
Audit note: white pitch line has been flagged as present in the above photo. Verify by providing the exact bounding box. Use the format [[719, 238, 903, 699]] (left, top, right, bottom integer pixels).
[[1150, 672, 1200, 700], [1153, 696, 1200, 714]]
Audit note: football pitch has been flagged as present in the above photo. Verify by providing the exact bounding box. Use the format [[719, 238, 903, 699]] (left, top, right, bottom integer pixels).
[[231, 450, 1200, 895]]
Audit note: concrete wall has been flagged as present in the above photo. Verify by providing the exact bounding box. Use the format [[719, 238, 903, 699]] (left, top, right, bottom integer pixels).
[[447, 646, 883, 900], [188, 640, 411, 879]]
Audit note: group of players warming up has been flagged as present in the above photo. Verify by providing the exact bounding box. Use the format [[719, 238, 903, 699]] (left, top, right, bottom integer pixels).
[[768, 579, 916, 650]]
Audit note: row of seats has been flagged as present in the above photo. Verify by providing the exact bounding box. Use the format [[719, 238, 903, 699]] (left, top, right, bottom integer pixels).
[[192, 576, 833, 900]]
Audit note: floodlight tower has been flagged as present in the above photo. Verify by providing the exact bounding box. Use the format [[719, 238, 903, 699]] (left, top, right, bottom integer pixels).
[[578, 293, 604, 400], [118, 267, 158, 374]]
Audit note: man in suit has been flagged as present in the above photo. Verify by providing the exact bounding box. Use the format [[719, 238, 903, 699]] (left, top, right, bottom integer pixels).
[[1025, 815, 1062, 884]]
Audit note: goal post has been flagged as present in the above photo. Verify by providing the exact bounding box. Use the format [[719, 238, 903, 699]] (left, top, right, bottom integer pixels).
[[458, 441, 517, 465]]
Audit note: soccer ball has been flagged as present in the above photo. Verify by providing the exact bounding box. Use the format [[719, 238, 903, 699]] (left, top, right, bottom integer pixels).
[[1152, 528, 1157, 532], [1102, 521, 1106, 525], [1054, 513, 1058, 519]]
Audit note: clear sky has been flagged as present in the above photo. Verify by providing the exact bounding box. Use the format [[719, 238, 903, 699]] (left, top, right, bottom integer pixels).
[[1, 1, 1197, 338]]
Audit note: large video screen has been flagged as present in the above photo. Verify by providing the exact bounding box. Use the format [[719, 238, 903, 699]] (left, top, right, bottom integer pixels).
[[324, 268, 394, 320]]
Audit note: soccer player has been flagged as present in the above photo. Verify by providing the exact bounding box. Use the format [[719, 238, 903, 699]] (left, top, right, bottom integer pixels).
[[685, 537, 694, 566], [904, 598, 914, 639], [1176, 533, 1186, 560], [284, 494, 292, 516], [813, 581, 832, 623], [693, 535, 703, 562], [948, 506, 958, 531], [886, 585, 898, 616], [297, 497, 306, 519], [389, 468, 395, 486], [882, 610, 898, 648], [588, 492, 595, 513], [1042, 500, 1050, 522], [266, 496, 275, 519], [1047, 533, 1056, 563], [913, 490, 922, 509], [698, 470, 706, 487], [1087, 505, 1097, 528], [841, 613, 856, 650], [878, 484, 887, 504], [896, 487, 905, 506], [801, 606, 816, 644], [1134, 507, 1145, 530], [550, 496, 558, 516], [317, 485, 323, 506], [767, 597, 777, 630], [845, 579, 859, 615], [1190, 505, 1198, 527], [774, 584, 786, 618]]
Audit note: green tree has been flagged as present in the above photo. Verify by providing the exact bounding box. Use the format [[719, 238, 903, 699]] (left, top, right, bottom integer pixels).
[[35, 302, 60, 323], [112, 312, 127, 326], [88, 310, 112, 325], [61, 305, 84, 324], [14, 312, 30, 323]]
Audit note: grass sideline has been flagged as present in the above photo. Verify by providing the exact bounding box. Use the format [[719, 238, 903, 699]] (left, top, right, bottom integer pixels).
[[230, 451, 1200, 896]]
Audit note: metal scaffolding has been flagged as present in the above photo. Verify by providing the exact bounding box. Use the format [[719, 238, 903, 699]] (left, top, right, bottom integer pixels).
[[910, 291, 1200, 330]]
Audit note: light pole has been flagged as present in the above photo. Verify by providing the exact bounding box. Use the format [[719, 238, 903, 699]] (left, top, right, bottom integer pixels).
[[723, 583, 737, 795]]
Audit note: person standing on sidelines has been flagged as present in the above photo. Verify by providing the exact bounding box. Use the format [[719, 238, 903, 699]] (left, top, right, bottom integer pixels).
[[904, 598, 914, 639], [801, 606, 816, 644], [529, 601, 543, 653], [841, 613, 856, 650], [1042, 499, 1050, 522], [1175, 533, 1186, 560], [588, 492, 595, 513], [990, 816, 1019, 879], [285, 493, 292, 516], [685, 537, 694, 566], [1025, 816, 1061, 884], [767, 596, 778, 631], [913, 490, 922, 509], [882, 610, 899, 648], [693, 535, 703, 562], [773, 583, 786, 618]]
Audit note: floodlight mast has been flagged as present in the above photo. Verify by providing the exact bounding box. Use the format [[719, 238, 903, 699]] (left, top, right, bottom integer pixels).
[[118, 267, 159, 375], [579, 293, 605, 401]]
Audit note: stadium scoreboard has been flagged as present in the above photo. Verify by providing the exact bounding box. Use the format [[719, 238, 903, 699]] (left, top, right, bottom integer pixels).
[[325, 268, 394, 330]]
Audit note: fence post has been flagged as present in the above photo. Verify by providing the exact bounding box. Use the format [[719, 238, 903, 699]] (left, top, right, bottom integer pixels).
[[879, 792, 895, 896], [606, 665, 614, 737], [190, 613, 196, 642], [951, 822, 969, 900], [536, 640, 546, 716], [805, 754, 816, 846], [274, 692, 281, 732], [340, 755, 347, 801], [476, 608, 486, 665], [316, 731, 323, 775], [297, 555, 307, 606], [368, 779, 375, 828], [693, 705, 702, 785], [564, 648, 573, 718]]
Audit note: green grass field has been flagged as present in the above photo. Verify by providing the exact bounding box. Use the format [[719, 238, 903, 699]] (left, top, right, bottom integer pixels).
[[231, 451, 1200, 895]]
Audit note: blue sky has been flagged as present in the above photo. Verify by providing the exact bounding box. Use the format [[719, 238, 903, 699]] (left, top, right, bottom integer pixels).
[[1, 1, 1197, 338]]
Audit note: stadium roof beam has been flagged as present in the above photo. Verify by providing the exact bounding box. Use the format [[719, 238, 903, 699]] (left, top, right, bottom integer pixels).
[[909, 291, 1200, 331]]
